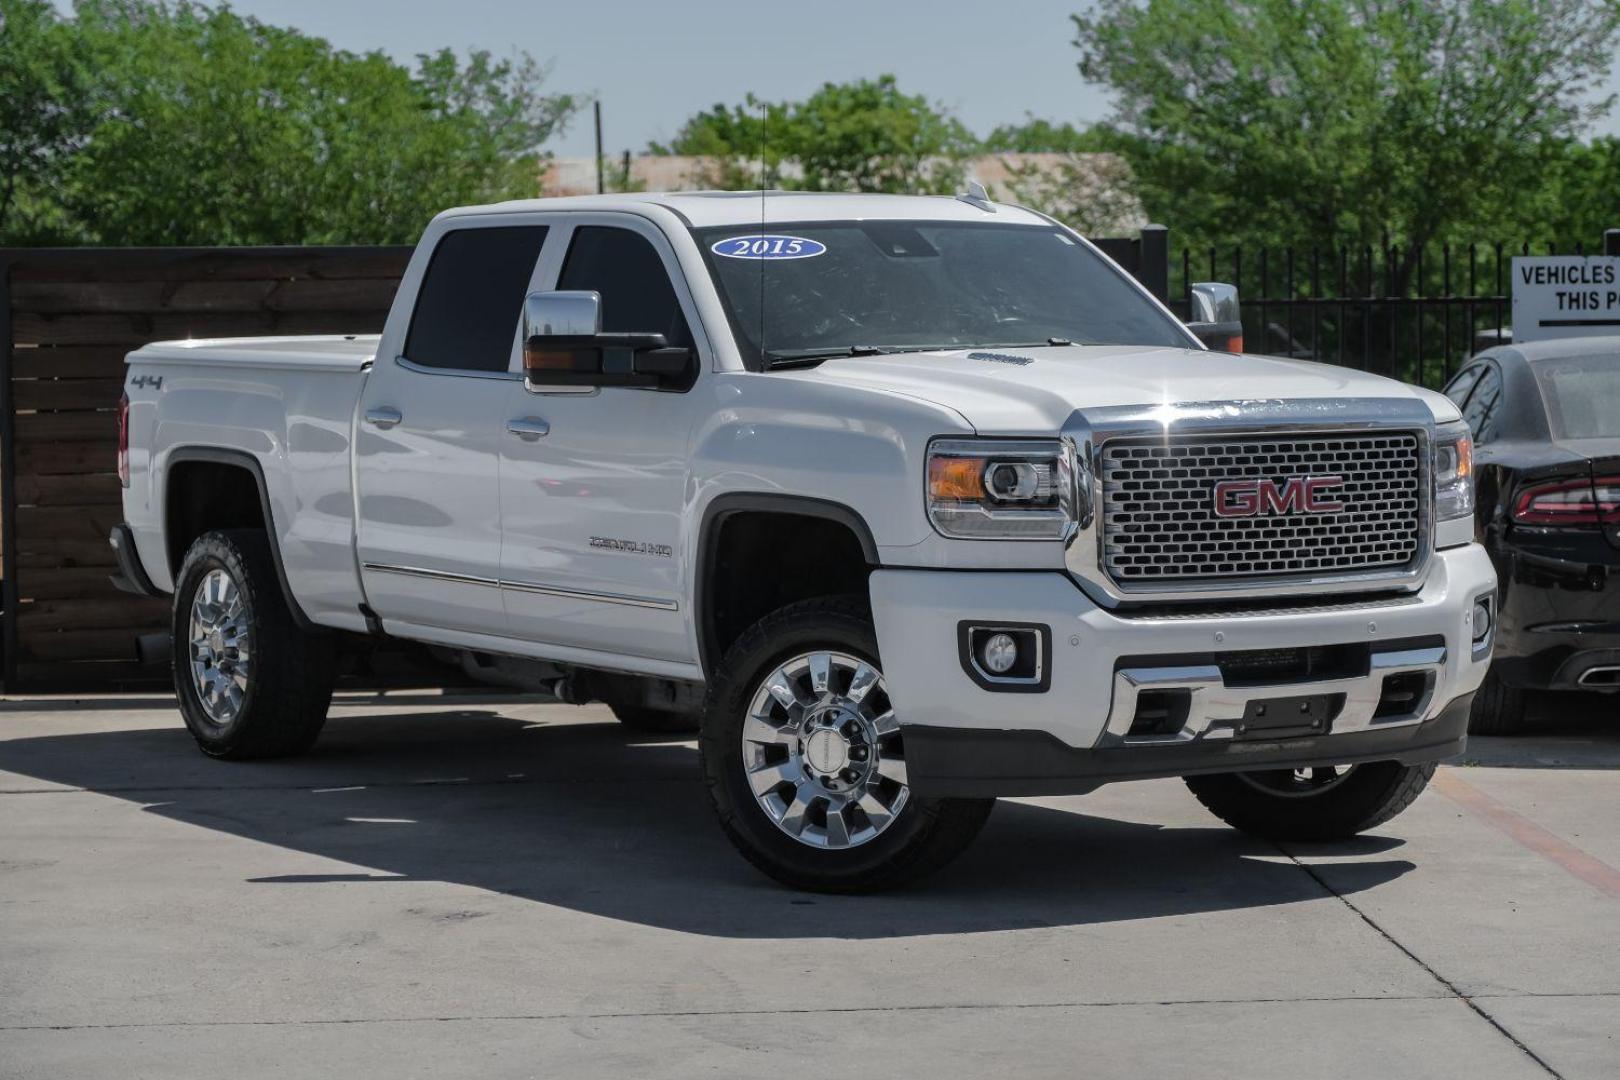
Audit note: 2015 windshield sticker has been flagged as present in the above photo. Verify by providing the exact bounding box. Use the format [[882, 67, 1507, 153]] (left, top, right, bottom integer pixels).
[[711, 235, 826, 260]]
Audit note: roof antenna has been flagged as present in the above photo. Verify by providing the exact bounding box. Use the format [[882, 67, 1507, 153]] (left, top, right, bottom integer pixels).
[[758, 99, 768, 363], [958, 179, 996, 213]]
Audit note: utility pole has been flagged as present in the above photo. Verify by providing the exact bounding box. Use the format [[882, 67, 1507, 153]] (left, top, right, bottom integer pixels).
[[594, 101, 605, 195]]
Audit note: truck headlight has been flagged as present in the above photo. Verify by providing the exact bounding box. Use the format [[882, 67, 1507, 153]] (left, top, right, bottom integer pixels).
[[1434, 422, 1474, 522], [926, 438, 1077, 540]]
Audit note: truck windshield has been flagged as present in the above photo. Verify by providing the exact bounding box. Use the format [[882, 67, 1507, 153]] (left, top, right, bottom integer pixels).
[[691, 219, 1192, 367]]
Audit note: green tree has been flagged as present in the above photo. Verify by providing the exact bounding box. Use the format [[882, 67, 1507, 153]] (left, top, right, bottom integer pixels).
[[1, 0, 577, 246], [1073, 0, 1620, 270], [996, 152, 1145, 236], [974, 115, 1141, 233], [0, 0, 92, 243], [653, 76, 977, 194], [980, 116, 1104, 154], [1506, 136, 1620, 247]]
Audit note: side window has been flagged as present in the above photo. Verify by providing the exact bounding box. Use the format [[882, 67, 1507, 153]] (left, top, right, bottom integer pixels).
[[1460, 363, 1503, 443], [404, 225, 549, 372], [557, 226, 692, 348], [1443, 365, 1483, 410]]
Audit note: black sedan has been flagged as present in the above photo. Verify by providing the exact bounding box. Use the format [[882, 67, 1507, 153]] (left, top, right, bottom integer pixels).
[[1442, 337, 1620, 733]]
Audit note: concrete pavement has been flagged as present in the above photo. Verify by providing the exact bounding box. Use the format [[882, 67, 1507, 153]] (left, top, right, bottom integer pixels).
[[1, 692, 1616, 1079]]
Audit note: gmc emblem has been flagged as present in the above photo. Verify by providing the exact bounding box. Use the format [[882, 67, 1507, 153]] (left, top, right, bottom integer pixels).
[[1212, 475, 1345, 517]]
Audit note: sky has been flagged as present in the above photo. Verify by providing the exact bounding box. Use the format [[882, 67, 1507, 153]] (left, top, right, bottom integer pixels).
[[49, 0, 1620, 155], [54, 0, 1113, 156]]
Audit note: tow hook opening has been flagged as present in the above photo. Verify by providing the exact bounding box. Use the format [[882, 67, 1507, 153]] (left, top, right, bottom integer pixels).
[[1374, 671, 1434, 720], [1127, 689, 1192, 739]]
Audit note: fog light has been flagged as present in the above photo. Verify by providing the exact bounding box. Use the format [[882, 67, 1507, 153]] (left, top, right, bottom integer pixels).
[[1471, 598, 1493, 643], [959, 624, 1049, 690], [981, 632, 1018, 674]]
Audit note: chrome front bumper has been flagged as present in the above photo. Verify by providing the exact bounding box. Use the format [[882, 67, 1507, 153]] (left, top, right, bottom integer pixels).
[[871, 543, 1498, 753], [1106, 644, 1448, 745]]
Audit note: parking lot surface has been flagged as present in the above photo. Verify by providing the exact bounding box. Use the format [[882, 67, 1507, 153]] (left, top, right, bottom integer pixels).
[[1, 692, 1616, 1079]]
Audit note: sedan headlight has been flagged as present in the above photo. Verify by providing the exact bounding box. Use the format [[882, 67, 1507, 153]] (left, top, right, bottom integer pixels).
[[926, 438, 1077, 540], [1434, 421, 1475, 522]]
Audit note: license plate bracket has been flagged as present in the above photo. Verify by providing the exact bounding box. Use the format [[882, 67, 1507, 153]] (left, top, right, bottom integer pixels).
[[1236, 693, 1339, 739]]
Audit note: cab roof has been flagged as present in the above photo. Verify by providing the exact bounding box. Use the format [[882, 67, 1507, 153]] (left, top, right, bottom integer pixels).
[[438, 190, 1053, 230]]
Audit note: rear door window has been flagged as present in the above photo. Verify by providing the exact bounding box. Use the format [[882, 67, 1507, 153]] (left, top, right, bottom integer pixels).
[[404, 225, 549, 373]]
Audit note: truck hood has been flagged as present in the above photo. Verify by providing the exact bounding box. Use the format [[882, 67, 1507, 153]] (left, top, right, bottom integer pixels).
[[798, 345, 1453, 434]]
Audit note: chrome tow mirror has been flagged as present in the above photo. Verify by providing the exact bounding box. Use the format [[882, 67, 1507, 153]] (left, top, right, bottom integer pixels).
[[1186, 282, 1243, 353], [524, 290, 602, 339], [521, 290, 694, 391]]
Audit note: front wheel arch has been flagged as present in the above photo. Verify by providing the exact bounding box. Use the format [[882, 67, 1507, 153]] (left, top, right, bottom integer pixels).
[[693, 494, 879, 678]]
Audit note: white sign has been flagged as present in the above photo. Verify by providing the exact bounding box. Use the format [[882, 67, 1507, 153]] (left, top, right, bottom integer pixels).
[[1512, 256, 1620, 343]]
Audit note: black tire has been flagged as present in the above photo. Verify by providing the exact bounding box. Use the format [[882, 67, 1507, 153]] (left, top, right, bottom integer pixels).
[[1469, 669, 1528, 735], [610, 703, 700, 734], [171, 529, 335, 759], [1184, 760, 1436, 842], [699, 595, 993, 893]]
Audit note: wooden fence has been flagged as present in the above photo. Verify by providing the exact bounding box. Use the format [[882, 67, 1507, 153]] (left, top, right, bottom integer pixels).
[[0, 247, 412, 690]]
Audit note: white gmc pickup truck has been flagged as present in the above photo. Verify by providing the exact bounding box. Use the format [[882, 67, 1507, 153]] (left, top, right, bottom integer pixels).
[[115, 191, 1497, 891]]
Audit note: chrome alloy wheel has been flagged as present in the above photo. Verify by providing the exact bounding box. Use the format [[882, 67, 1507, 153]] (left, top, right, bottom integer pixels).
[[741, 651, 910, 850], [1236, 765, 1357, 798], [188, 568, 251, 725]]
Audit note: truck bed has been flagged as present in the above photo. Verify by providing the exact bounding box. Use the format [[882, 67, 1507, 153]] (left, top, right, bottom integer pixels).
[[122, 334, 379, 633], [130, 334, 380, 371]]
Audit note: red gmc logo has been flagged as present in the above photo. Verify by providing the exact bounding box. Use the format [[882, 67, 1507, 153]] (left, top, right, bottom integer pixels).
[[1212, 476, 1346, 517]]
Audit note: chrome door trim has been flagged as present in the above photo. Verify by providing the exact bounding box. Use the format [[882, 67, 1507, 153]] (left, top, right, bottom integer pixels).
[[362, 563, 678, 611], [500, 578, 679, 611], [1061, 397, 1438, 607], [362, 562, 500, 588], [394, 355, 523, 381]]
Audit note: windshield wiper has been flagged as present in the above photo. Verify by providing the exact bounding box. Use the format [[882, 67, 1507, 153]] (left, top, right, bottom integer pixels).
[[764, 345, 888, 369], [764, 339, 1088, 370]]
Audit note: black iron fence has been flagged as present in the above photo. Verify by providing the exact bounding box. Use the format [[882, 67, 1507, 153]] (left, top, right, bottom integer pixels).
[[1166, 230, 1620, 390]]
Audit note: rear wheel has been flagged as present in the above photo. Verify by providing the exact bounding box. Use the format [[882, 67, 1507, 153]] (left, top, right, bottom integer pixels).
[[1185, 760, 1436, 841], [1468, 669, 1528, 735], [700, 596, 993, 892], [172, 529, 335, 759]]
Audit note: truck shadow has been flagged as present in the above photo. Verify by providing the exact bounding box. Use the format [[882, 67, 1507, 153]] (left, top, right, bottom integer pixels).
[[0, 702, 1421, 940]]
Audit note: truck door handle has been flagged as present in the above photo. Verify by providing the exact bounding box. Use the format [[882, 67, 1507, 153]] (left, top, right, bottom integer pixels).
[[364, 406, 403, 429], [506, 417, 550, 441]]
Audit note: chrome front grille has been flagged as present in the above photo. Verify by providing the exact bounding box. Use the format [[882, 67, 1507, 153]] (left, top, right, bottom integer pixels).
[[1100, 431, 1425, 586]]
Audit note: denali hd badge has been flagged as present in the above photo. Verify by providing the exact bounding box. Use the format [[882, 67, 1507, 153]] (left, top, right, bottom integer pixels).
[[1212, 476, 1345, 517], [590, 536, 673, 557]]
